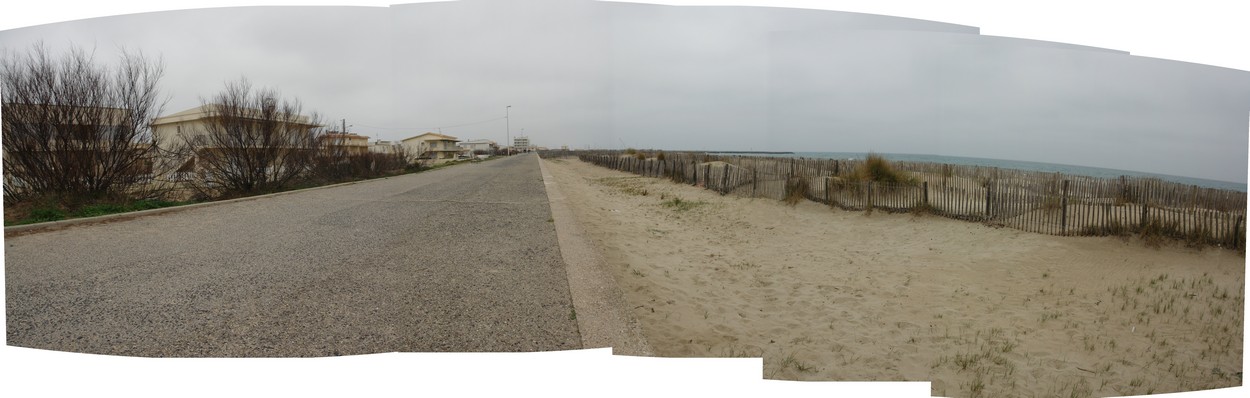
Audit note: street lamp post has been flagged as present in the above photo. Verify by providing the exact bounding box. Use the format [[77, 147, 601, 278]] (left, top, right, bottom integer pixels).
[[506, 105, 511, 155]]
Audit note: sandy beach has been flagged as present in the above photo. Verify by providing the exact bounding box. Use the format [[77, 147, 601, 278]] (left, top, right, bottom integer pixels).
[[543, 157, 1244, 397]]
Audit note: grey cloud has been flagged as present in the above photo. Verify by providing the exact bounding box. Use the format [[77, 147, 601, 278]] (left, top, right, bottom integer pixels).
[[2, 0, 1246, 182]]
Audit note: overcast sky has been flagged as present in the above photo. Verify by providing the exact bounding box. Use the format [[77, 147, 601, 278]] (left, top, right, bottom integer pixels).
[[3, 2, 1249, 397], [2, 0, 1248, 183]]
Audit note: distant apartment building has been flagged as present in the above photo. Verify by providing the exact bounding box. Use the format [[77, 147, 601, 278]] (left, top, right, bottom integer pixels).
[[401, 132, 461, 163], [512, 136, 530, 152]]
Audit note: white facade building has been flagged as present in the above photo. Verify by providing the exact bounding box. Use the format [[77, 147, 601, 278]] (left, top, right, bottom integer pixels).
[[512, 136, 530, 152]]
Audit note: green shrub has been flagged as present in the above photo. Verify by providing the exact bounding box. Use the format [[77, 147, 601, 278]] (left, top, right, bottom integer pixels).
[[75, 203, 125, 218], [29, 207, 68, 223]]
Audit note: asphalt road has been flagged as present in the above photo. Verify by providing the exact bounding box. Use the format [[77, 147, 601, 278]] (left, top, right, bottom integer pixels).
[[4, 154, 583, 356]]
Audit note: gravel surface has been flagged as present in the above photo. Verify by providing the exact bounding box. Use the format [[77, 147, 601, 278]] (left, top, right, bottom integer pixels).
[[5, 154, 582, 357]]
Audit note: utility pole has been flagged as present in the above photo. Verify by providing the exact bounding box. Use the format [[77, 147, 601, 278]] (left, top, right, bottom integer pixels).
[[341, 119, 346, 134], [506, 105, 512, 155]]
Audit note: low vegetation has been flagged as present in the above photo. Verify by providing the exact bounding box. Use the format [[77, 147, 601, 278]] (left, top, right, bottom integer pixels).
[[661, 196, 705, 212], [593, 176, 650, 196], [783, 177, 809, 205], [5, 197, 195, 226], [850, 153, 916, 185]]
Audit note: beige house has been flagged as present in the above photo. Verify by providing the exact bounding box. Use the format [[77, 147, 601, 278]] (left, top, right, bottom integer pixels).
[[1, 103, 150, 194], [151, 105, 318, 147], [150, 105, 321, 178], [319, 132, 371, 156], [401, 132, 461, 163]]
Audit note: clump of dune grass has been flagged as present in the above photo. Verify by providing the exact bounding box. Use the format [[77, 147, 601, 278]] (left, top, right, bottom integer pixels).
[[1137, 219, 1183, 249], [656, 151, 666, 161], [634, 152, 646, 160], [1079, 221, 1130, 237], [851, 153, 916, 185], [594, 176, 648, 196], [910, 203, 939, 217], [783, 177, 809, 205], [624, 148, 638, 155], [661, 196, 705, 212]]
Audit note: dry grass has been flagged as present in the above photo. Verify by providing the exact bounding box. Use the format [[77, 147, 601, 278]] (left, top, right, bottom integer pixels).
[[783, 177, 809, 206], [593, 176, 649, 196], [850, 153, 916, 185], [661, 196, 705, 212]]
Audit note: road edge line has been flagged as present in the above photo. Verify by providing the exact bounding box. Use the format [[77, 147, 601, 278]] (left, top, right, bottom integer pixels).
[[538, 156, 654, 356]]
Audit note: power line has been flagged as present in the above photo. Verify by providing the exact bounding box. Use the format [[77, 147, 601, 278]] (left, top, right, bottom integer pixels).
[[353, 116, 506, 131]]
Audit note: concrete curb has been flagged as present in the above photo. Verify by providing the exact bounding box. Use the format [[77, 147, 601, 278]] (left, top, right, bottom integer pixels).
[[539, 157, 654, 356], [3, 167, 449, 236]]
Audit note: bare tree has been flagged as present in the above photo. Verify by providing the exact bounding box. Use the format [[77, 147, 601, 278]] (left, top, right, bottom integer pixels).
[[2, 43, 167, 202], [312, 124, 361, 181], [177, 78, 323, 198], [313, 129, 422, 182]]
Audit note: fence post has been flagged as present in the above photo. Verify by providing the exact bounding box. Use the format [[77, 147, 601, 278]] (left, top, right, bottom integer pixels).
[[1060, 180, 1069, 235], [691, 160, 698, 186], [1140, 203, 1149, 229], [704, 164, 711, 189], [1235, 216, 1244, 249], [923, 181, 929, 206], [868, 182, 874, 211], [985, 182, 992, 220], [825, 177, 832, 205], [720, 165, 729, 195], [1104, 203, 1111, 233], [834, 160, 839, 176], [752, 169, 757, 197]]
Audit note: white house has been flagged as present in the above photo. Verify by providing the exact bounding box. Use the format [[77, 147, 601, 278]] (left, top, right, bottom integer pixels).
[[369, 140, 403, 155], [458, 139, 498, 155]]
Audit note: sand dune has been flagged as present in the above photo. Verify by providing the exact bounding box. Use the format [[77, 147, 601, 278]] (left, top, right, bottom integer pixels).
[[543, 157, 1244, 398]]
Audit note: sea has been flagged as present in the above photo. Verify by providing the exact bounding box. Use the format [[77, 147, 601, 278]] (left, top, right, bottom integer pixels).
[[751, 152, 1247, 192]]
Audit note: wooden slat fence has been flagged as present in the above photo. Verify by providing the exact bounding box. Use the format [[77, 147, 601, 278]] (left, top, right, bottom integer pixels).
[[541, 150, 1247, 251]]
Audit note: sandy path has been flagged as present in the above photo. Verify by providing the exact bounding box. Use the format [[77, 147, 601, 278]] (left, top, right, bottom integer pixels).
[[543, 157, 1244, 398]]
